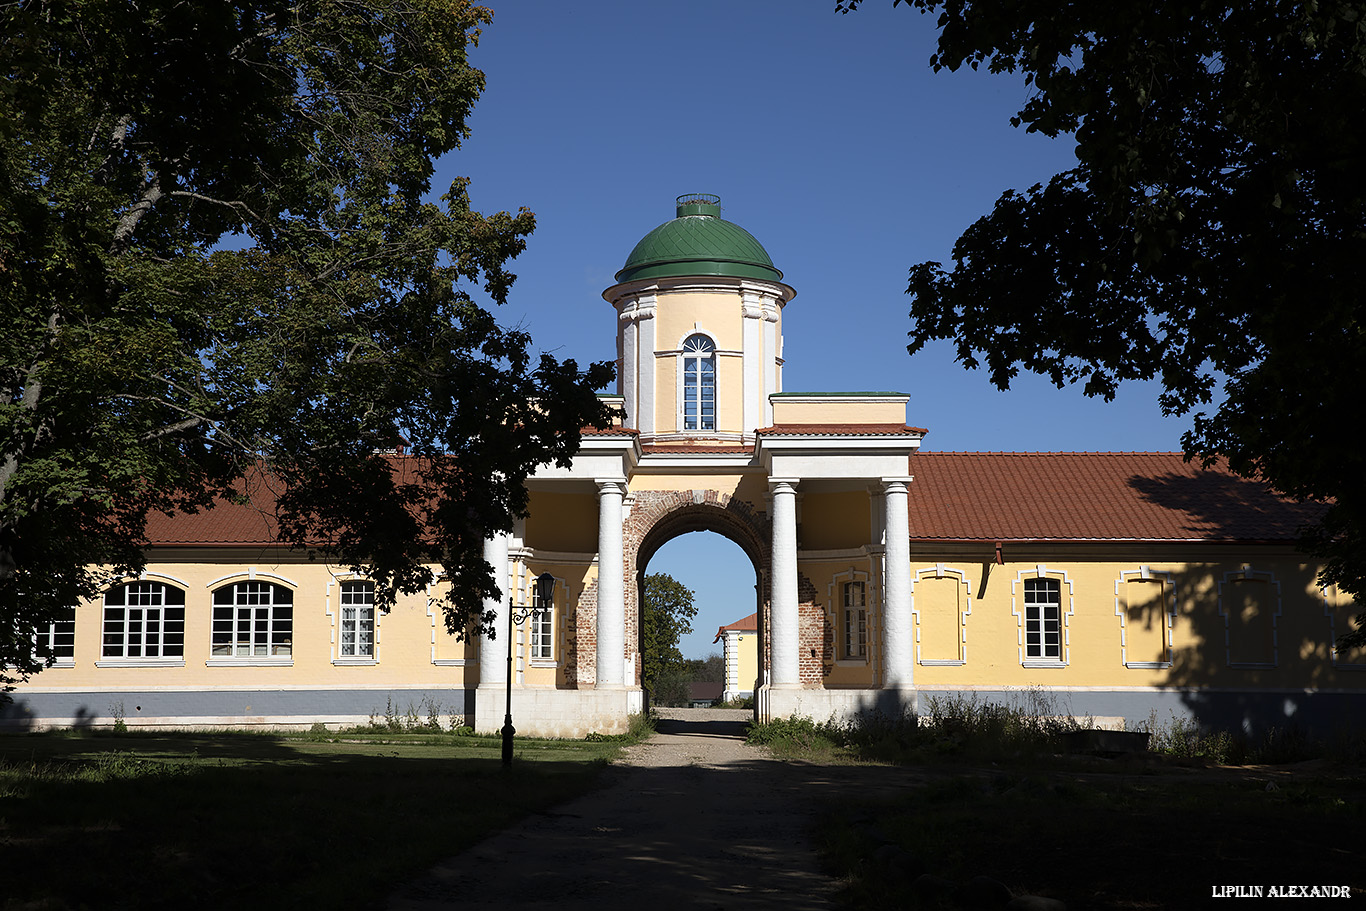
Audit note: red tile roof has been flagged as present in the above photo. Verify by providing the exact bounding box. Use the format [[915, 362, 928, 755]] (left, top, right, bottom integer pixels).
[[641, 444, 753, 455], [145, 486, 282, 547], [906, 452, 1324, 542], [141, 452, 1323, 547], [757, 423, 929, 436], [714, 612, 758, 642]]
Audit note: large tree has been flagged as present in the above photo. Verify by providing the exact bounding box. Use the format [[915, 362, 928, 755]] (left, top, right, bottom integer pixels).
[[0, 0, 613, 687], [838, 0, 1366, 641]]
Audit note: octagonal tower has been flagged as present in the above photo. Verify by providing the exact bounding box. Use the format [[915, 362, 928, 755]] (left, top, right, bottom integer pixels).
[[603, 194, 796, 444]]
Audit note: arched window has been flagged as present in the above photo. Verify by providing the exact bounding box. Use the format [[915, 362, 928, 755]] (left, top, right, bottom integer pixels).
[[103, 581, 186, 658], [212, 581, 293, 658], [681, 333, 716, 431]]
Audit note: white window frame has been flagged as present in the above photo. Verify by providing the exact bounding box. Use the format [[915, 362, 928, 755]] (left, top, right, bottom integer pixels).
[[339, 581, 376, 660], [98, 581, 187, 666], [1024, 578, 1062, 661], [1114, 566, 1176, 669], [841, 580, 868, 661], [529, 575, 558, 666], [679, 333, 716, 431], [35, 606, 76, 668], [207, 580, 294, 666], [910, 564, 974, 666], [1010, 566, 1075, 668]]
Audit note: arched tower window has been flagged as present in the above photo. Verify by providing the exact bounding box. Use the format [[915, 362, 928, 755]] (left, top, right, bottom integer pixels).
[[681, 333, 716, 431]]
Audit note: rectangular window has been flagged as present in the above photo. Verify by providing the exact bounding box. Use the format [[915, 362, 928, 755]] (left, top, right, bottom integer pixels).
[[1024, 578, 1062, 660], [103, 582, 186, 658], [212, 582, 293, 658], [339, 581, 375, 658], [36, 607, 76, 662], [842, 581, 867, 660], [531, 586, 554, 661]]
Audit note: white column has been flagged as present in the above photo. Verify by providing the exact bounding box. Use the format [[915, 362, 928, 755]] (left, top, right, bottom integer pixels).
[[882, 478, 913, 689], [478, 531, 510, 687], [769, 479, 800, 688], [595, 479, 627, 687]]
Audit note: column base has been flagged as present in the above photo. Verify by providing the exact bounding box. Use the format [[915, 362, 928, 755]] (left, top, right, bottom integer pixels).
[[473, 686, 643, 739], [758, 686, 918, 724]]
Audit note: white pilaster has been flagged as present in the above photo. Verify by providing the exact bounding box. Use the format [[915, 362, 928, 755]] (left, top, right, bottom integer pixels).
[[637, 293, 657, 436], [742, 291, 764, 433], [882, 478, 913, 689], [769, 479, 800, 688], [762, 299, 779, 426], [478, 532, 509, 688], [620, 310, 638, 429], [596, 479, 627, 687]]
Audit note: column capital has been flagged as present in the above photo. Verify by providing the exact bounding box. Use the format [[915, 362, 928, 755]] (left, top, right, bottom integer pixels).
[[595, 478, 628, 495], [881, 476, 913, 493], [768, 477, 800, 494]]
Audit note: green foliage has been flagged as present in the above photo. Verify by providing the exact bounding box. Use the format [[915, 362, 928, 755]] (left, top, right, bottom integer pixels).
[[745, 716, 843, 757], [648, 668, 692, 708], [640, 572, 697, 689], [584, 712, 656, 743], [838, 0, 1366, 635], [681, 652, 724, 683], [0, 0, 615, 688], [359, 696, 457, 734]]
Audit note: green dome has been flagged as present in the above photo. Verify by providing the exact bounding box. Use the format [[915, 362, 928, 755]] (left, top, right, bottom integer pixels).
[[614, 194, 783, 284]]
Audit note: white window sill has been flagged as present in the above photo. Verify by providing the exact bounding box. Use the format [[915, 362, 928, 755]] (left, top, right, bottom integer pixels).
[[432, 658, 467, 667], [919, 659, 966, 666], [96, 658, 186, 668], [205, 658, 294, 667], [529, 660, 558, 668], [1022, 659, 1066, 669], [1124, 661, 1173, 669], [332, 657, 377, 666]]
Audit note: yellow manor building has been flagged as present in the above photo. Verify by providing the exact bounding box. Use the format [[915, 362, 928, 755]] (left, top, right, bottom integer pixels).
[[6, 194, 1362, 736]]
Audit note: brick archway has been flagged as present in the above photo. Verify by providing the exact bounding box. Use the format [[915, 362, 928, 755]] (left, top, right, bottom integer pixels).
[[622, 490, 770, 690]]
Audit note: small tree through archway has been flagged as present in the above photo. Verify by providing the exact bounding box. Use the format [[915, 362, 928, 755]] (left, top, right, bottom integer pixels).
[[641, 572, 697, 706]]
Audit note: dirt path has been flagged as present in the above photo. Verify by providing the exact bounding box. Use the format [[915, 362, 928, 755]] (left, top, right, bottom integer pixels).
[[388, 709, 904, 910]]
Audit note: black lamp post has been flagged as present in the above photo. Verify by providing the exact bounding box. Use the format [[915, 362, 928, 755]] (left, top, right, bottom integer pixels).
[[501, 572, 555, 769]]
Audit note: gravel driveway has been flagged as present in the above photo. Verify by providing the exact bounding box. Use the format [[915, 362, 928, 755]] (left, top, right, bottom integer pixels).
[[388, 708, 861, 910]]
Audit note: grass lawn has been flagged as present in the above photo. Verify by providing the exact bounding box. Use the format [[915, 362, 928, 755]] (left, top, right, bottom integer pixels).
[[820, 761, 1366, 909], [747, 714, 1366, 909], [0, 729, 631, 910]]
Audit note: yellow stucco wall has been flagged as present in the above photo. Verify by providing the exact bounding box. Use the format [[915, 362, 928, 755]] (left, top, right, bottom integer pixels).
[[771, 397, 907, 425], [791, 548, 1364, 694], [28, 554, 476, 693], [525, 491, 598, 554], [800, 490, 871, 551], [900, 549, 1358, 692], [655, 291, 742, 351]]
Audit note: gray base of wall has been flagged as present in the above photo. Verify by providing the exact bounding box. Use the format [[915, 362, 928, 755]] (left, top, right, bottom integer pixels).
[[6, 685, 1363, 738], [0, 688, 472, 731], [917, 687, 1366, 738]]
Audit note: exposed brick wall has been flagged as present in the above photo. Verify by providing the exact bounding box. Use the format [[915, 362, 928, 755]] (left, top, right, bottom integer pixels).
[[571, 578, 598, 688], [797, 572, 833, 683]]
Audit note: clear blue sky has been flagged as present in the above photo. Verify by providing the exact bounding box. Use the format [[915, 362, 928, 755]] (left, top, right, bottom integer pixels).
[[434, 2, 1197, 658]]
